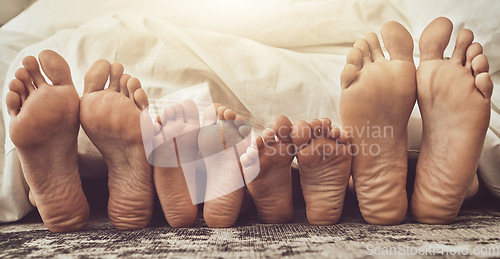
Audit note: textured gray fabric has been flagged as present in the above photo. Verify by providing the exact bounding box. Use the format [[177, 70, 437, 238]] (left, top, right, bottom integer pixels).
[[1, 163, 500, 257], [1, 206, 500, 258]]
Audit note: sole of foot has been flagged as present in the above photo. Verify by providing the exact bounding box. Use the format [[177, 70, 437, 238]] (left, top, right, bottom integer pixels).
[[80, 60, 153, 230], [152, 100, 200, 227], [411, 17, 493, 224], [199, 105, 250, 228], [339, 21, 417, 225], [240, 115, 295, 224], [6, 50, 89, 232], [291, 118, 351, 225]]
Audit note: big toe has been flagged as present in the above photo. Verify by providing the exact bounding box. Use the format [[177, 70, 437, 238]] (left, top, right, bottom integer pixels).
[[181, 99, 200, 126], [380, 21, 414, 61], [419, 17, 453, 61], [84, 60, 110, 94], [38, 50, 73, 86], [291, 120, 312, 150], [273, 115, 293, 143]]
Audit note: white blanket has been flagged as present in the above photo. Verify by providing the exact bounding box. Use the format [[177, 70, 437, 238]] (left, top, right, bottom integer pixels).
[[1, 0, 499, 222]]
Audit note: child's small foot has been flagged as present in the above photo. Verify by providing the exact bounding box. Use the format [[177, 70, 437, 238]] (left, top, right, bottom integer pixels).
[[199, 105, 250, 227], [241, 115, 295, 224], [291, 118, 351, 225], [153, 100, 200, 227]]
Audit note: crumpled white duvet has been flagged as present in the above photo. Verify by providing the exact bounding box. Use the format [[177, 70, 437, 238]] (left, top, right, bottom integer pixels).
[[0, 0, 499, 222]]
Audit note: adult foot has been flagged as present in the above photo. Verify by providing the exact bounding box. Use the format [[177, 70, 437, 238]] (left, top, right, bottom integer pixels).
[[291, 118, 351, 225], [339, 21, 416, 225], [6, 50, 89, 232], [80, 60, 153, 229], [411, 17, 493, 224], [240, 115, 295, 223], [199, 105, 250, 227], [152, 100, 200, 227]]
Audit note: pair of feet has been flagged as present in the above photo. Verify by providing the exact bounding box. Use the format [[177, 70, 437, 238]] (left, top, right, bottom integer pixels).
[[242, 115, 352, 226], [8, 52, 153, 232], [340, 17, 492, 225]]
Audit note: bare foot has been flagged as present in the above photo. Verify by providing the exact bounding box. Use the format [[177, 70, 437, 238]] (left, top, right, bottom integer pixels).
[[240, 115, 295, 223], [152, 100, 200, 227], [6, 50, 89, 232], [199, 105, 250, 227], [80, 60, 153, 229], [291, 118, 351, 225], [339, 21, 416, 225], [411, 17, 493, 224]]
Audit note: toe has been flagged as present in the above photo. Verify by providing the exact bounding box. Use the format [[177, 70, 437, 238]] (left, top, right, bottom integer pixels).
[[337, 131, 350, 144], [240, 153, 253, 167], [246, 145, 259, 159], [255, 135, 265, 150], [181, 99, 200, 126], [233, 115, 247, 128], [38, 50, 73, 86], [108, 63, 124, 91], [134, 89, 149, 110], [261, 128, 276, 146], [162, 106, 176, 124], [9, 79, 27, 103], [202, 104, 220, 126], [380, 21, 414, 62], [222, 108, 236, 124], [119, 74, 131, 95], [471, 54, 489, 77], [272, 115, 293, 143], [419, 17, 453, 61], [22, 56, 47, 88], [15, 68, 35, 94], [173, 102, 185, 122], [291, 120, 311, 150], [127, 77, 142, 100], [234, 115, 252, 139], [84, 59, 110, 94], [320, 118, 332, 137], [475, 73, 493, 99], [340, 64, 359, 89], [365, 33, 386, 61], [217, 106, 228, 121], [241, 146, 258, 167], [308, 119, 322, 138], [6, 91, 21, 116], [328, 126, 341, 139], [128, 78, 148, 111], [465, 42, 483, 68], [346, 47, 363, 70], [451, 29, 474, 65], [354, 39, 371, 64]]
